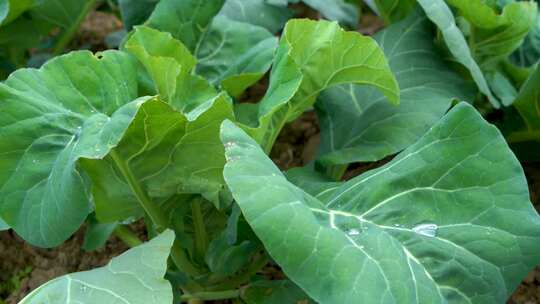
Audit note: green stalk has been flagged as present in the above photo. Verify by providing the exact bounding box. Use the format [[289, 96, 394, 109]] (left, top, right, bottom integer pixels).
[[506, 130, 540, 144], [325, 164, 348, 181], [110, 151, 203, 277], [207, 254, 268, 291], [52, 0, 98, 55], [262, 119, 287, 155], [191, 197, 209, 262], [110, 151, 168, 230], [113, 225, 142, 247], [468, 26, 476, 54], [181, 290, 242, 303]]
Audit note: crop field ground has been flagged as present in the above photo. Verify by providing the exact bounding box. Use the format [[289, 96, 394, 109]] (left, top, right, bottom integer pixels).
[[1, 1, 540, 304]]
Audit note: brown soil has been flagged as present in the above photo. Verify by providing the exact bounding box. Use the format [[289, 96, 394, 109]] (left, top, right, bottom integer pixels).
[[72, 10, 123, 52], [270, 111, 320, 170]]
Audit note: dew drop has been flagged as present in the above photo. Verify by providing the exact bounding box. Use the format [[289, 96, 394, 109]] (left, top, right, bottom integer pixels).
[[224, 141, 236, 149], [346, 228, 361, 236], [32, 159, 37, 164], [80, 285, 88, 292], [393, 223, 401, 227], [225, 155, 239, 162], [412, 223, 438, 237]]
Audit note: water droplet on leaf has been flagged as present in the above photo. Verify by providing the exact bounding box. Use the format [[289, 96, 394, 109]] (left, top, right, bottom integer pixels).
[[224, 142, 236, 149], [346, 228, 361, 236], [225, 155, 239, 162], [412, 223, 438, 237]]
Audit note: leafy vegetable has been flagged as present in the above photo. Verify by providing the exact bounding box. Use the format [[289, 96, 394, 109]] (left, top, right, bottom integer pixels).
[[3, 2, 540, 303], [222, 103, 540, 303], [315, 8, 474, 169], [511, 5, 540, 67], [446, 0, 537, 68], [239, 18, 399, 152], [19, 230, 175, 304], [374, 0, 416, 24], [301, 0, 359, 28], [418, 0, 500, 108], [145, 0, 276, 97], [118, 0, 159, 30], [0, 0, 35, 25], [508, 66, 540, 144], [82, 215, 118, 251], [219, 0, 293, 33], [0, 0, 98, 77], [0, 51, 141, 247], [242, 280, 314, 303]]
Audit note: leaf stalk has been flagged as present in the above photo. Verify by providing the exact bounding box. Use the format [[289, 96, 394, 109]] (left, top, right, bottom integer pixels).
[[113, 225, 142, 247], [52, 0, 98, 55]]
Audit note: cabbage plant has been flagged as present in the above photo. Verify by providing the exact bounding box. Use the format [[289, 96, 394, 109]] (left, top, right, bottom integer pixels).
[[0, 1, 539, 303]]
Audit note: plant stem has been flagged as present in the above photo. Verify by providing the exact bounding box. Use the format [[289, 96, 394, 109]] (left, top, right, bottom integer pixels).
[[325, 164, 348, 181], [110, 151, 168, 230], [191, 197, 209, 262], [52, 0, 98, 55], [506, 130, 540, 144], [468, 26, 476, 54], [181, 290, 241, 302], [109, 151, 203, 277], [207, 254, 268, 291], [113, 225, 142, 247]]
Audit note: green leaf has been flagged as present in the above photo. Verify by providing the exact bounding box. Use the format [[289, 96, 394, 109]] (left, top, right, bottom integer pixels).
[[0, 216, 8, 230], [144, 1, 276, 97], [510, 9, 540, 67], [82, 215, 117, 252], [242, 280, 315, 304], [20, 230, 175, 304], [118, 0, 159, 30], [221, 103, 540, 303], [487, 70, 518, 107], [0, 51, 143, 247], [302, 0, 359, 28], [508, 66, 540, 143], [219, 0, 293, 33], [418, 0, 500, 108], [124, 26, 199, 109], [31, 0, 89, 29], [195, 16, 278, 95], [374, 0, 416, 24], [241, 19, 399, 152], [0, 16, 48, 48], [146, 0, 226, 53], [0, 0, 35, 25], [286, 167, 341, 201], [447, 0, 537, 67], [80, 93, 234, 223], [316, 8, 475, 166], [206, 232, 246, 275]]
